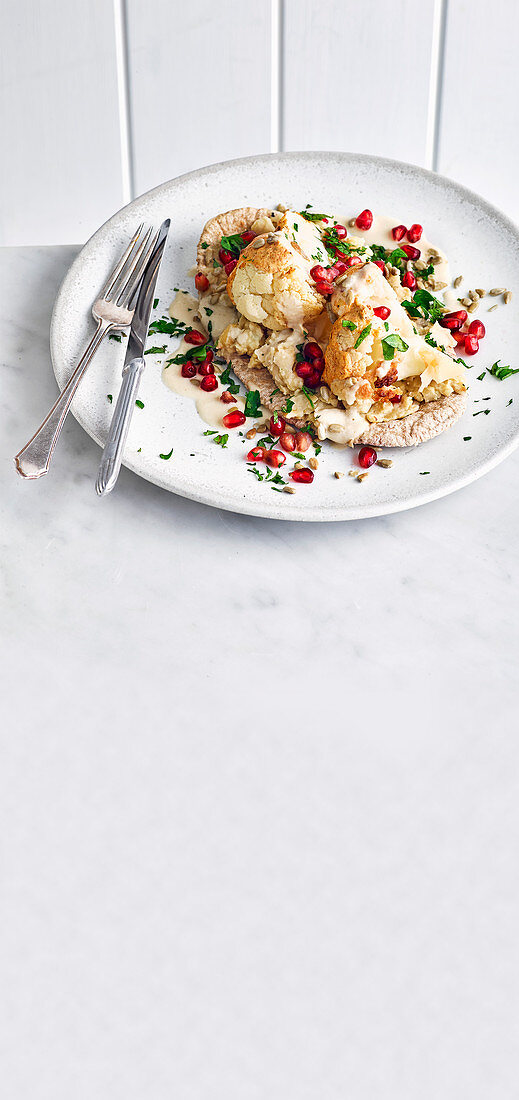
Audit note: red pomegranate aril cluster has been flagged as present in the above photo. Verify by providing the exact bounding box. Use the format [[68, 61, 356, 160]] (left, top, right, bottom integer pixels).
[[247, 446, 265, 462], [218, 247, 233, 265], [439, 309, 467, 331], [241, 230, 256, 244], [464, 334, 479, 355], [279, 431, 296, 452], [373, 260, 386, 273], [402, 271, 416, 290], [222, 410, 246, 428], [407, 224, 423, 243], [392, 224, 407, 241], [439, 309, 486, 355], [358, 445, 377, 468], [295, 340, 325, 389], [224, 259, 237, 276], [289, 468, 314, 484], [200, 374, 218, 392], [184, 329, 206, 346], [374, 305, 391, 320], [269, 414, 285, 436], [195, 273, 209, 293], [181, 363, 197, 378], [265, 450, 286, 468], [469, 319, 485, 340], [355, 209, 373, 231]]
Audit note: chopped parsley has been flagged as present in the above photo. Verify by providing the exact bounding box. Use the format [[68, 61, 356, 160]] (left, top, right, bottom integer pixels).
[[381, 333, 409, 360], [354, 323, 372, 349], [473, 409, 490, 416], [108, 333, 121, 342], [135, 399, 144, 409], [419, 471, 430, 475], [507, 398, 513, 406], [298, 210, 331, 223], [301, 385, 315, 408], [107, 394, 113, 403], [220, 232, 248, 257], [244, 389, 261, 418], [144, 345, 166, 355], [463, 436, 472, 441], [402, 287, 444, 324], [487, 360, 519, 380], [159, 448, 173, 459], [149, 317, 187, 337], [201, 242, 209, 249], [153, 297, 159, 308], [219, 364, 240, 394], [204, 307, 213, 316], [281, 396, 294, 415], [341, 319, 356, 331], [477, 372, 486, 381]]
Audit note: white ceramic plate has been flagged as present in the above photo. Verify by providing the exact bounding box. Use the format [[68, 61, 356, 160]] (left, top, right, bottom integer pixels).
[[51, 152, 519, 521]]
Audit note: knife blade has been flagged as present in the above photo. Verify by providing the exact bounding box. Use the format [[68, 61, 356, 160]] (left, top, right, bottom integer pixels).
[[96, 218, 170, 496]]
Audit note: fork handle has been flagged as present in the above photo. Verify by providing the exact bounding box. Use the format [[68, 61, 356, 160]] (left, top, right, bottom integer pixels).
[[14, 319, 110, 479], [96, 357, 144, 496]]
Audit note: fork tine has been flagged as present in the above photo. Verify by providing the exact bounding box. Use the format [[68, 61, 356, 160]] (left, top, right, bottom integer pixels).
[[99, 223, 145, 299], [117, 227, 160, 308], [107, 224, 153, 304]]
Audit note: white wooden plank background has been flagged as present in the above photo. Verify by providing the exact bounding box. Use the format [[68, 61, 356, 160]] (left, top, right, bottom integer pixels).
[[1, 0, 518, 246]]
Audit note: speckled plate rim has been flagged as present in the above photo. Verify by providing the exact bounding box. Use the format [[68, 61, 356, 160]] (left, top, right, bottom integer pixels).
[[50, 150, 519, 521]]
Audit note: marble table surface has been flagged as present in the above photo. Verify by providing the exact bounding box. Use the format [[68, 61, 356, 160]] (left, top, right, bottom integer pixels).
[[2, 244, 519, 1098]]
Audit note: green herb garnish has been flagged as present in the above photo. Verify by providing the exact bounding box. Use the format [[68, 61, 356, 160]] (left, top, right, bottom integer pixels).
[[298, 210, 331, 223], [159, 448, 173, 459], [473, 409, 490, 416], [244, 389, 261, 418], [108, 333, 121, 342], [135, 400, 144, 409], [107, 394, 113, 403], [144, 345, 167, 355], [487, 360, 519, 380], [381, 333, 409, 361], [219, 365, 240, 394], [301, 385, 315, 408], [153, 297, 159, 309], [149, 317, 187, 337], [341, 319, 356, 331], [354, 323, 372, 349]]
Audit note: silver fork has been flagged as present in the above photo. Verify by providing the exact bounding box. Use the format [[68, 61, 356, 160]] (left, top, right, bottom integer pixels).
[[14, 223, 157, 479]]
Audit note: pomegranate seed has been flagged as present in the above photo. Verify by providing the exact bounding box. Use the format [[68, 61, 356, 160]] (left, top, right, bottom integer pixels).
[[439, 309, 467, 331], [181, 363, 197, 378], [358, 445, 377, 468], [295, 432, 312, 452], [195, 273, 209, 292], [224, 259, 237, 276], [464, 333, 479, 355], [373, 260, 386, 273], [390, 394, 402, 404], [223, 410, 246, 428], [392, 225, 407, 241], [241, 230, 255, 244], [265, 449, 286, 467], [219, 247, 233, 265], [402, 271, 416, 290], [296, 362, 313, 380], [269, 414, 285, 436], [220, 390, 236, 403], [345, 255, 363, 268], [247, 447, 265, 462], [315, 280, 333, 296], [333, 260, 348, 275], [469, 319, 486, 339], [355, 209, 373, 231], [401, 244, 420, 261], [279, 431, 296, 452], [335, 224, 348, 239], [374, 305, 391, 320], [454, 329, 468, 344], [310, 264, 329, 282], [289, 468, 314, 484], [407, 223, 423, 243], [200, 374, 218, 392], [305, 369, 321, 389], [304, 341, 324, 362], [198, 360, 215, 376], [184, 329, 206, 346]]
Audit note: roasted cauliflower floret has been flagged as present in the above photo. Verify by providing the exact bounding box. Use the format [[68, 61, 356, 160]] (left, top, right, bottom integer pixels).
[[227, 211, 326, 330], [218, 318, 266, 358], [249, 329, 303, 393]]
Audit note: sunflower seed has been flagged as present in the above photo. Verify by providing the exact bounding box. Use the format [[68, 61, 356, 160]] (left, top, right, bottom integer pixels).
[[190, 378, 201, 387], [489, 287, 505, 296], [308, 457, 319, 470], [246, 428, 257, 439], [294, 461, 304, 470], [348, 469, 358, 477], [475, 288, 485, 297], [252, 238, 265, 249], [357, 472, 369, 482], [504, 291, 512, 304], [453, 275, 463, 288], [488, 304, 498, 312], [460, 297, 472, 307], [415, 260, 426, 271], [266, 233, 277, 244], [467, 301, 479, 313], [334, 471, 344, 479], [376, 458, 393, 468], [276, 203, 288, 212], [283, 484, 295, 493], [468, 289, 479, 302], [348, 218, 357, 227], [329, 423, 345, 432]]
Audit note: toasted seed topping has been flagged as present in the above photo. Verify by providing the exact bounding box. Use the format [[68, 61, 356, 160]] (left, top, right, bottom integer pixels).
[[415, 260, 426, 271], [276, 203, 288, 212], [376, 458, 393, 468], [348, 469, 358, 478], [266, 233, 277, 245], [504, 291, 512, 304], [432, 280, 448, 290], [488, 304, 498, 312], [308, 457, 319, 470], [334, 471, 344, 479], [294, 461, 304, 470], [246, 428, 257, 439], [453, 275, 463, 288], [475, 288, 485, 297], [252, 237, 265, 249], [329, 423, 345, 432], [467, 301, 479, 313], [460, 297, 472, 307], [190, 378, 201, 386], [348, 218, 357, 227], [489, 287, 505, 296], [468, 289, 479, 302], [283, 484, 295, 494], [357, 472, 369, 482]]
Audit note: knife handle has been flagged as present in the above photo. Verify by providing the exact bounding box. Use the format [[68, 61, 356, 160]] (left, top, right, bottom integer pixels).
[[96, 356, 144, 496]]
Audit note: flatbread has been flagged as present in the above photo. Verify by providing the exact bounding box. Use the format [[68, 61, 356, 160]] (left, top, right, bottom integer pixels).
[[230, 354, 467, 446]]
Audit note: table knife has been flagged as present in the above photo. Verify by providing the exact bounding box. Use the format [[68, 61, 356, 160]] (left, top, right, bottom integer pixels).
[[96, 217, 170, 496]]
